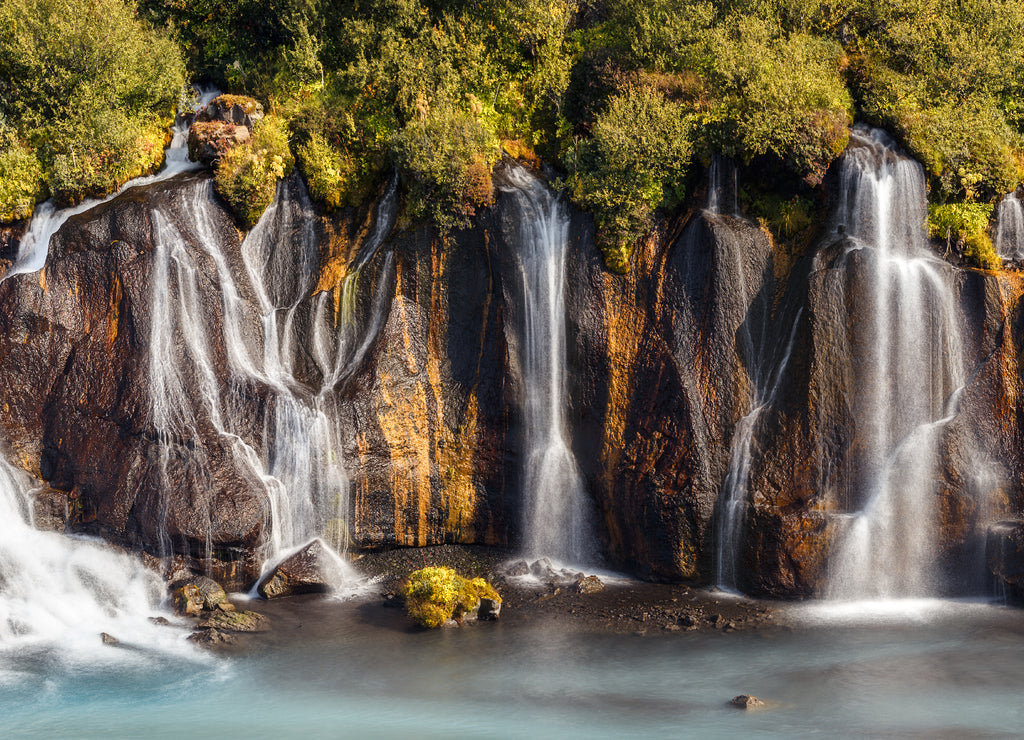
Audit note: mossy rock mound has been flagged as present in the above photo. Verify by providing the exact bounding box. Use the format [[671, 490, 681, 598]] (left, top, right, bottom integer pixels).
[[197, 95, 265, 128], [401, 566, 502, 629]]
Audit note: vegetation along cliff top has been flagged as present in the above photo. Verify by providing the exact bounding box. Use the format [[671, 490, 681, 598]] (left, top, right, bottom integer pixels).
[[2, 0, 1022, 270]]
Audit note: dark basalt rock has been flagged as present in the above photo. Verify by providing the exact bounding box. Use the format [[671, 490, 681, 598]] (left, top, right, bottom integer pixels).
[[256, 540, 334, 599], [188, 121, 250, 165], [987, 521, 1024, 601]]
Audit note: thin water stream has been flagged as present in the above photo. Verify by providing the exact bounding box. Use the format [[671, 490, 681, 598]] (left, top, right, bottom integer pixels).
[[500, 165, 595, 566]]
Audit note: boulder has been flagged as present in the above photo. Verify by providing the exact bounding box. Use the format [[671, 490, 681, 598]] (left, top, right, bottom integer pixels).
[[100, 632, 119, 645], [478, 598, 501, 621], [188, 121, 250, 165], [729, 695, 766, 710], [256, 540, 335, 599], [169, 575, 229, 616], [196, 95, 264, 129], [503, 560, 530, 577], [198, 609, 269, 633], [574, 575, 605, 594]]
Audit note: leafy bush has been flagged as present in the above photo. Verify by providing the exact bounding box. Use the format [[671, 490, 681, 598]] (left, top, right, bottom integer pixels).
[[0, 142, 45, 222], [566, 85, 694, 272], [48, 116, 167, 206], [401, 566, 501, 629], [214, 115, 294, 226], [928, 202, 1000, 270], [297, 131, 357, 210], [390, 100, 499, 233], [0, 0, 183, 217]]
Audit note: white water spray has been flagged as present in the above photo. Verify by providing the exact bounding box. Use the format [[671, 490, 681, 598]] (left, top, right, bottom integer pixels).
[[826, 126, 967, 600], [0, 457, 191, 661], [994, 190, 1024, 261], [501, 165, 595, 565]]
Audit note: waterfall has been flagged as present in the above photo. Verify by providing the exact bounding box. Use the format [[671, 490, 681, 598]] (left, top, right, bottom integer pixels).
[[6, 88, 221, 283], [714, 310, 802, 590], [826, 126, 967, 600], [239, 176, 397, 572], [706, 155, 739, 217], [501, 165, 595, 564], [147, 175, 397, 582], [0, 456, 188, 659], [995, 190, 1024, 261]]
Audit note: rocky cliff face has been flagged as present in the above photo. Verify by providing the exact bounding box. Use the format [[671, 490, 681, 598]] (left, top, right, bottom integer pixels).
[[1, 152, 1023, 597]]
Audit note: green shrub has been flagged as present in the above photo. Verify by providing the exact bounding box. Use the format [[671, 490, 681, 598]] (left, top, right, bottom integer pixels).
[[0, 0, 183, 210], [48, 116, 167, 206], [401, 566, 501, 629], [566, 84, 694, 272], [927, 202, 1000, 270], [0, 143, 45, 222], [297, 131, 357, 210], [390, 100, 499, 233], [214, 115, 294, 226]]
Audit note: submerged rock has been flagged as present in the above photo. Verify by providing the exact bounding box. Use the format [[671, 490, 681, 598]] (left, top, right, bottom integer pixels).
[[730, 695, 766, 710], [198, 609, 268, 633], [256, 540, 334, 599], [188, 628, 237, 649]]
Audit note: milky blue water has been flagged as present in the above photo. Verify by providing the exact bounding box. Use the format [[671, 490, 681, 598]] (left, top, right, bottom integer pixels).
[[3, 598, 1024, 739]]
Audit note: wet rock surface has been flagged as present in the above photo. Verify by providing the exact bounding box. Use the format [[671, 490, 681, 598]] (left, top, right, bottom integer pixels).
[[257, 540, 335, 599]]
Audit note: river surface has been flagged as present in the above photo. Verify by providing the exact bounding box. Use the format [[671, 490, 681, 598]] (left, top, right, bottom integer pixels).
[[3, 596, 1023, 738]]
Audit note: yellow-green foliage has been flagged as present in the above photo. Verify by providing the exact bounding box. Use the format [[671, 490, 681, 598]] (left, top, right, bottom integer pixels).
[[401, 566, 501, 629], [48, 118, 167, 206], [390, 99, 499, 233], [297, 131, 357, 210], [928, 202, 1000, 270], [566, 85, 694, 273], [215, 115, 295, 227], [0, 0, 184, 213], [0, 142, 45, 222]]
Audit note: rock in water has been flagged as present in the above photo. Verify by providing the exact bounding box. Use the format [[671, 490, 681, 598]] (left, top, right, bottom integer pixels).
[[478, 598, 502, 621], [574, 575, 605, 594], [730, 695, 766, 710], [188, 628, 236, 649], [257, 540, 336, 599], [100, 632, 119, 645], [198, 609, 269, 633], [169, 575, 229, 616]]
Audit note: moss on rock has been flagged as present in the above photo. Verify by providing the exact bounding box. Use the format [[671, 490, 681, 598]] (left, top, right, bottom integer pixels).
[[401, 566, 501, 629]]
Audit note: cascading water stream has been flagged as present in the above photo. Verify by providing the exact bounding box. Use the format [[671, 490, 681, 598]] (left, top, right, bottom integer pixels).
[[5, 88, 220, 282], [826, 126, 967, 600], [501, 166, 595, 565], [0, 456, 191, 661], [995, 189, 1024, 261], [714, 310, 802, 590], [147, 175, 397, 586]]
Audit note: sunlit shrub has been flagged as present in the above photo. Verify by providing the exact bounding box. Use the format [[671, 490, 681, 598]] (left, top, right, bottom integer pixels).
[[390, 100, 499, 233], [928, 202, 1000, 270], [214, 115, 294, 227], [566, 84, 694, 273], [0, 143, 45, 222], [401, 566, 501, 629]]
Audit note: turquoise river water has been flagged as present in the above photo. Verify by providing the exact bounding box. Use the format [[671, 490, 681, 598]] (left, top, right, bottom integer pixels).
[[2, 595, 1024, 738]]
